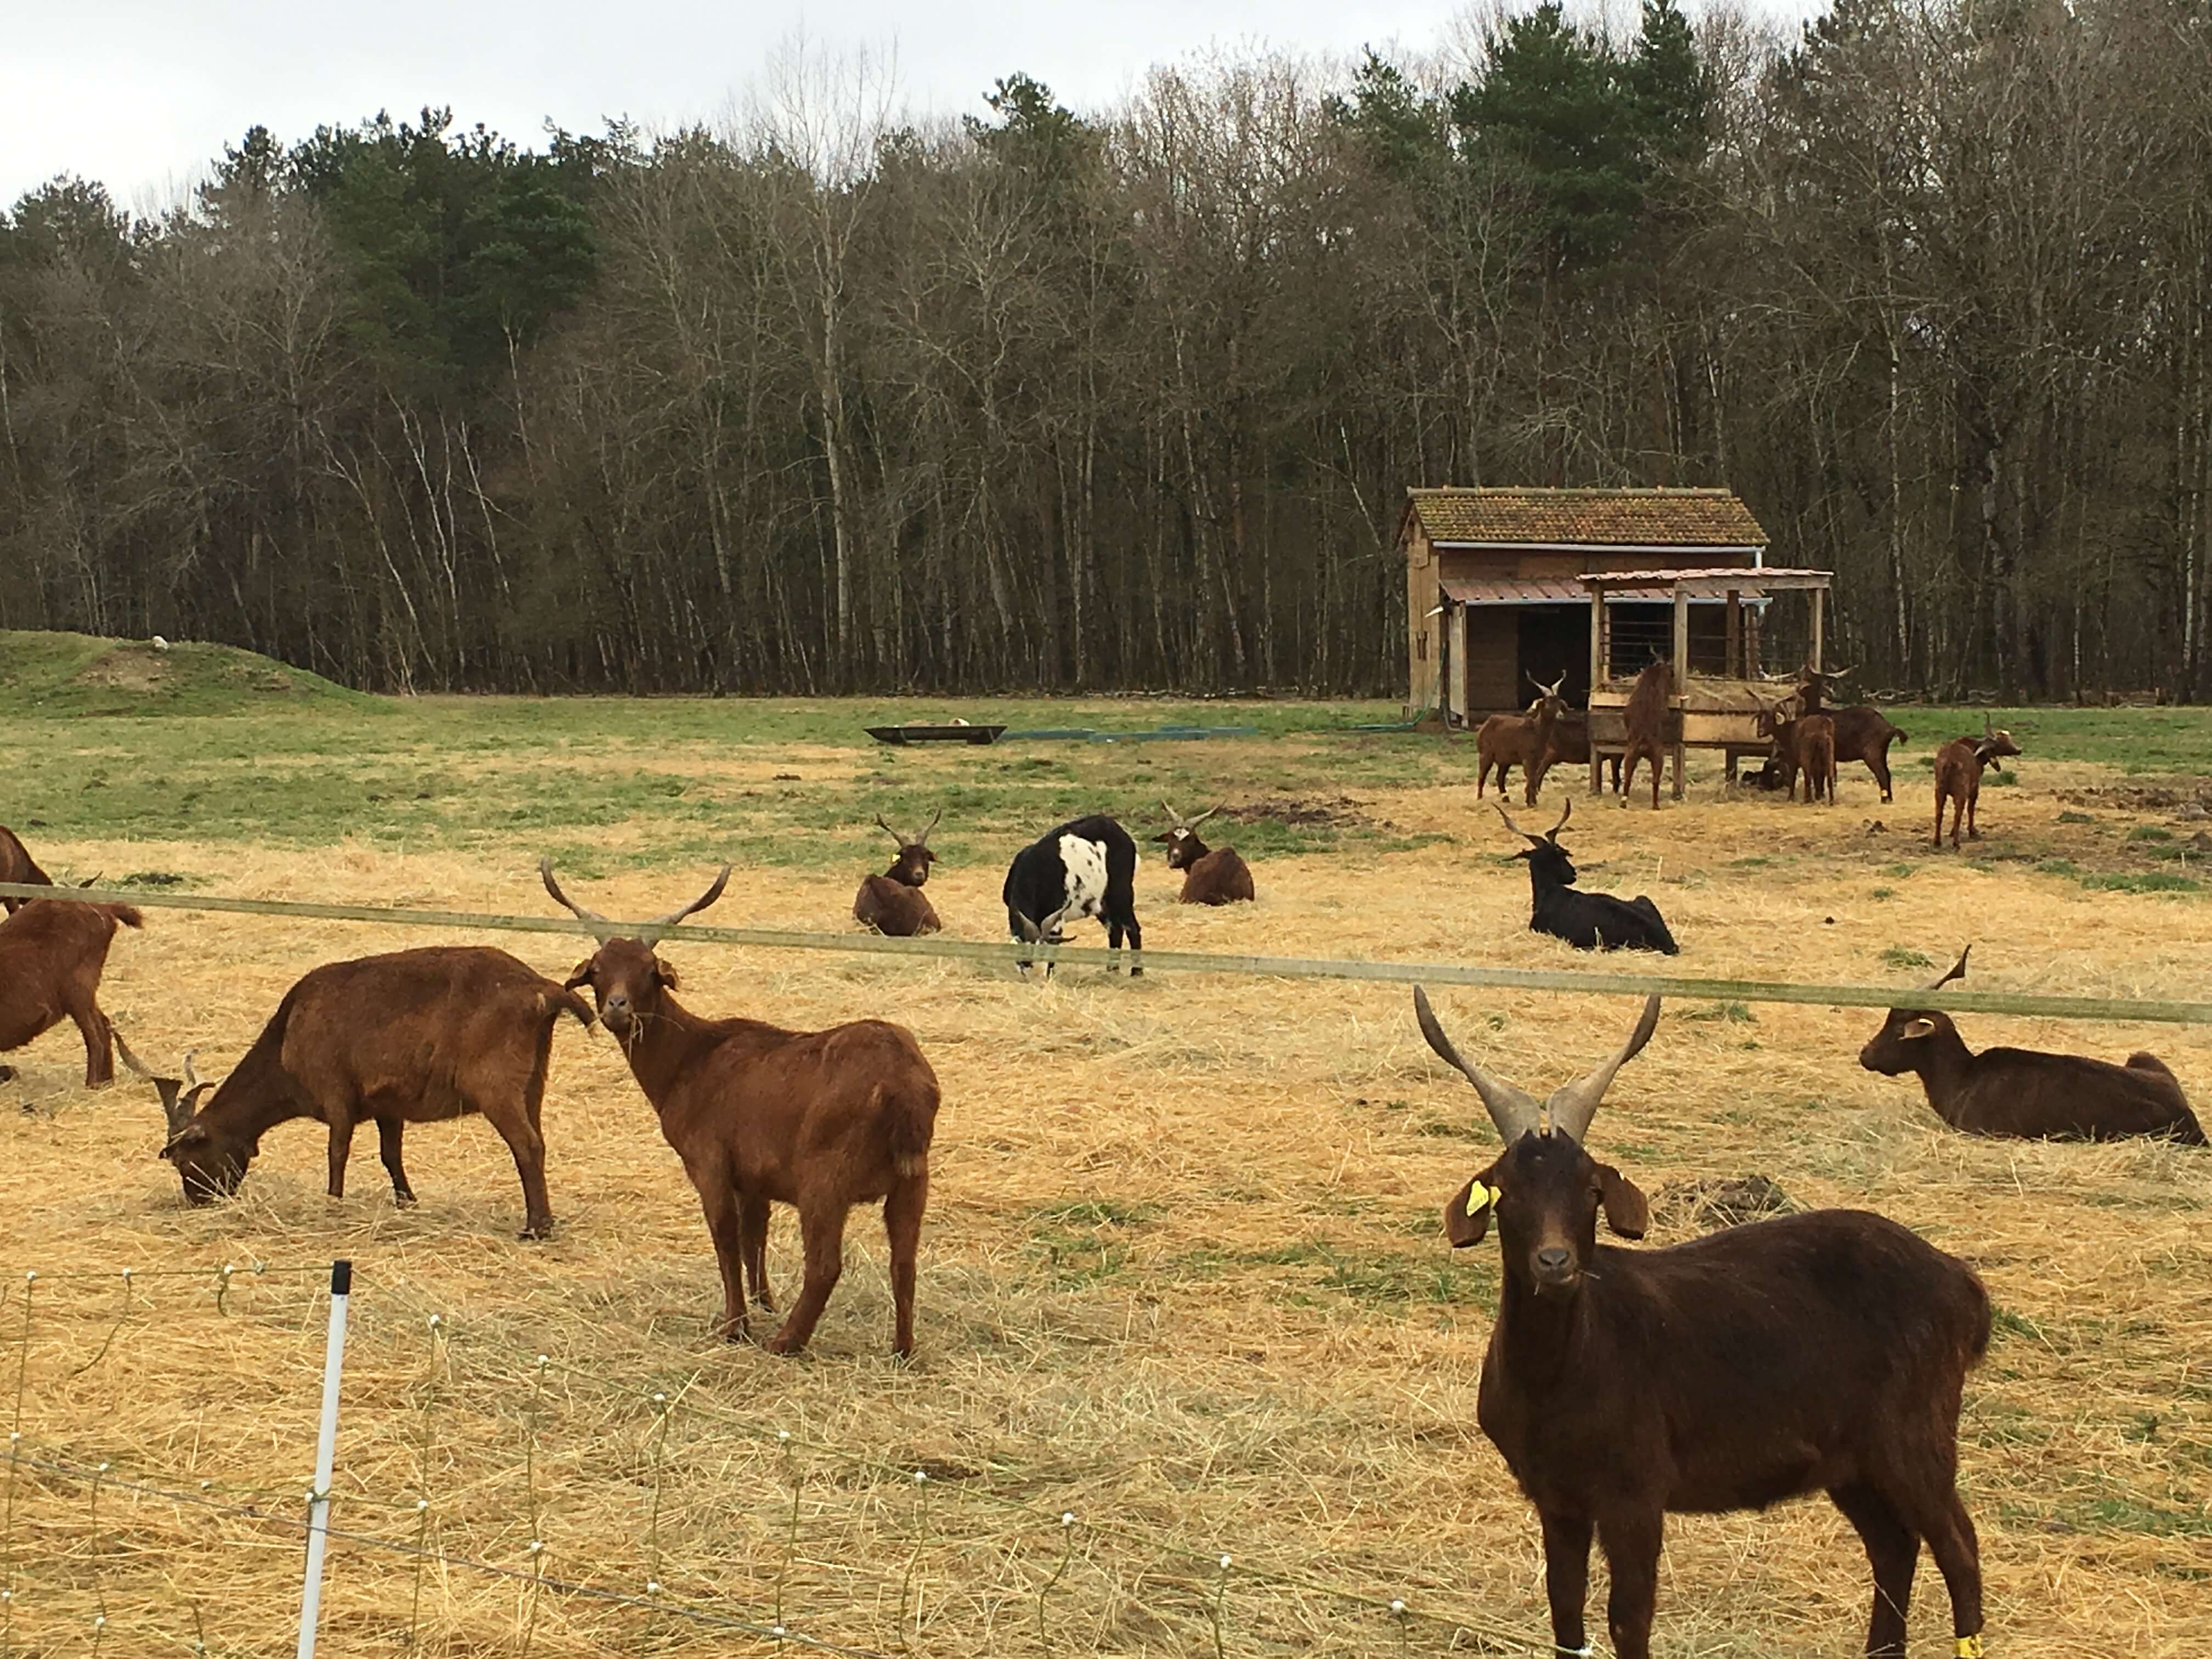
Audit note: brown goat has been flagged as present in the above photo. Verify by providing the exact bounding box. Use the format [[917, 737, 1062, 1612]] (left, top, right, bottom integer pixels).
[[1933, 718, 2021, 848], [1415, 989, 1990, 1659], [0, 898, 142, 1086], [1154, 802, 1255, 904], [1476, 676, 1565, 804], [545, 862, 940, 1356], [1793, 667, 1911, 800], [1797, 713, 1838, 803], [1861, 946, 2205, 1143], [853, 809, 942, 936], [125, 947, 591, 1237], [1618, 660, 1673, 808], [0, 827, 54, 913], [1530, 712, 1622, 798]]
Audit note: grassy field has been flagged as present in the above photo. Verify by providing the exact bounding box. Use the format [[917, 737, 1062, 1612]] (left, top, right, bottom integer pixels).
[[1, 630, 2209, 1656]]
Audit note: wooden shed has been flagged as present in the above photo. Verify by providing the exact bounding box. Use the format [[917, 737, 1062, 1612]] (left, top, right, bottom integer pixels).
[[1400, 487, 1771, 724]]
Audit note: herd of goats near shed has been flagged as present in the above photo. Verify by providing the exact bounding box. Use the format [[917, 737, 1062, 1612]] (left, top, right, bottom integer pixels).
[[0, 672, 2198, 1659]]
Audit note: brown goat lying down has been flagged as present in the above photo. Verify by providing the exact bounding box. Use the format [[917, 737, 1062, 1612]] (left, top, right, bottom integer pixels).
[[546, 862, 940, 1356], [0, 897, 142, 1086], [1861, 946, 2206, 1143], [122, 947, 591, 1237], [1416, 989, 1989, 1659]]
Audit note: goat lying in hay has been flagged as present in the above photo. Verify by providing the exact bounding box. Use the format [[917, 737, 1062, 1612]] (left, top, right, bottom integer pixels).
[[1497, 799, 1677, 954], [853, 809, 942, 936], [1415, 987, 1990, 1659], [547, 862, 940, 1356], [1861, 946, 2207, 1143], [1154, 802, 1254, 904], [123, 947, 591, 1237]]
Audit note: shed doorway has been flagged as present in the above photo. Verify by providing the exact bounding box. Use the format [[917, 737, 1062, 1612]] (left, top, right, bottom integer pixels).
[[1515, 606, 1590, 704]]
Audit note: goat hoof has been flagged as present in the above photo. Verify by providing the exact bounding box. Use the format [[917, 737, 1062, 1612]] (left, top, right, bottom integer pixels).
[[516, 1221, 552, 1241], [763, 1332, 807, 1356], [393, 1193, 418, 1209]]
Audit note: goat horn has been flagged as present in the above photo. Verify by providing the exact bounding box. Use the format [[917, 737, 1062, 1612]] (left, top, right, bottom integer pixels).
[[1190, 805, 1221, 829], [539, 858, 616, 944], [1493, 802, 1542, 845], [1413, 987, 1544, 1144], [1545, 995, 1663, 1145], [644, 866, 731, 931], [113, 1029, 156, 1081], [1923, 943, 1972, 992], [1160, 799, 1187, 830], [1545, 795, 1571, 842], [77, 873, 103, 889], [876, 812, 910, 847], [919, 806, 941, 843]]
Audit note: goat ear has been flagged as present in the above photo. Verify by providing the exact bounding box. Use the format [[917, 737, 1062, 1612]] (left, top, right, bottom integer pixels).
[[1597, 1166, 1649, 1239], [1443, 1173, 1499, 1248], [1899, 1016, 1939, 1040], [563, 960, 595, 992], [654, 957, 680, 990]]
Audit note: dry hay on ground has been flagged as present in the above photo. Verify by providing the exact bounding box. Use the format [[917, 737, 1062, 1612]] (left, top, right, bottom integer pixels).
[[0, 746, 2208, 1656]]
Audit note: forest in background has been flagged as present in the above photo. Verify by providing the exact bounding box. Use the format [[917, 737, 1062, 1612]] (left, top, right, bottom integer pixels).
[[3, 0, 2209, 700]]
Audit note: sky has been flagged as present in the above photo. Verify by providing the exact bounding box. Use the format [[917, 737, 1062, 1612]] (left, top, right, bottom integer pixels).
[[2, 0, 1824, 213]]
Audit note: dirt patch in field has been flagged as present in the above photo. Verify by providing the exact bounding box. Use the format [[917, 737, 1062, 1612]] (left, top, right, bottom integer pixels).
[[70, 645, 176, 692], [1221, 795, 1372, 828]]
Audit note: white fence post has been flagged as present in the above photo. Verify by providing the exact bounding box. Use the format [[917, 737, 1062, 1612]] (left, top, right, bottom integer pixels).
[[296, 1260, 352, 1659]]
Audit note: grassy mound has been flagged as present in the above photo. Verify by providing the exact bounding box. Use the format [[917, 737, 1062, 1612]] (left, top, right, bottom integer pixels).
[[0, 630, 374, 716]]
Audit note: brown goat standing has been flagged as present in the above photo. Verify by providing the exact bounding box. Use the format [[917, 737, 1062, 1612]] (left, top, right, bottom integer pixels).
[[1797, 713, 1838, 803], [1861, 946, 2206, 1142], [1154, 802, 1255, 904], [1933, 718, 2021, 848], [853, 810, 942, 936], [1415, 989, 1989, 1659], [1793, 665, 1910, 801], [125, 946, 591, 1237], [1618, 660, 1673, 809], [0, 897, 142, 1086], [545, 862, 940, 1356], [1476, 676, 1565, 804], [0, 827, 54, 914]]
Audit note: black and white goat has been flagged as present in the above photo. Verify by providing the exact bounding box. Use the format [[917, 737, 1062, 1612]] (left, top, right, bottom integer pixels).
[[1498, 799, 1678, 954], [1002, 814, 1143, 977]]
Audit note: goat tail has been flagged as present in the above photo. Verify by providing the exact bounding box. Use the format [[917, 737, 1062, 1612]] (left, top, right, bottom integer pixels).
[[109, 904, 145, 930], [1961, 1269, 1993, 1370], [883, 1076, 939, 1180]]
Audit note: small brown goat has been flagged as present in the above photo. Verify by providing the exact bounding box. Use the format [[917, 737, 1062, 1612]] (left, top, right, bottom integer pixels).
[[853, 810, 942, 936], [1618, 660, 1673, 808], [1154, 802, 1255, 904], [1794, 665, 1911, 801], [1933, 717, 2021, 848], [1797, 713, 1838, 803], [545, 861, 940, 1356], [1861, 946, 2206, 1143], [126, 947, 591, 1237], [1530, 711, 1622, 798], [0, 827, 54, 913], [0, 897, 142, 1086], [1415, 988, 1989, 1659], [1476, 676, 1565, 804]]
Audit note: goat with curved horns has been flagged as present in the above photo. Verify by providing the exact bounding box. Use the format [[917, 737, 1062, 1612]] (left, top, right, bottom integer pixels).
[[1861, 945, 2206, 1142], [1155, 802, 1254, 905], [1498, 798, 1677, 953], [545, 861, 940, 1356], [854, 810, 943, 936], [1415, 988, 1991, 1659]]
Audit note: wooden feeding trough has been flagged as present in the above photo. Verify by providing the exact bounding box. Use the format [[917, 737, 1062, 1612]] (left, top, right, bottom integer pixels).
[[1581, 566, 1834, 797], [864, 723, 1007, 746]]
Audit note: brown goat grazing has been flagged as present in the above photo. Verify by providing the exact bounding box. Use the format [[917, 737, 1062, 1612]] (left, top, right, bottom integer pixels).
[[545, 862, 940, 1356], [1861, 946, 2206, 1143], [1618, 660, 1673, 808], [1933, 718, 2022, 848], [1154, 802, 1255, 904], [1475, 676, 1564, 803], [127, 947, 591, 1237], [0, 827, 54, 913], [1415, 989, 1990, 1659], [853, 809, 942, 936], [0, 898, 142, 1086]]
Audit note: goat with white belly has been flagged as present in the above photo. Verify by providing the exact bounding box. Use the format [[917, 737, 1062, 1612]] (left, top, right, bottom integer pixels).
[[1002, 815, 1143, 977]]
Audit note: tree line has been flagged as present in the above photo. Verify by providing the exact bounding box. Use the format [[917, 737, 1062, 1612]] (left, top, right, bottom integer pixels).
[[3, 0, 2208, 700]]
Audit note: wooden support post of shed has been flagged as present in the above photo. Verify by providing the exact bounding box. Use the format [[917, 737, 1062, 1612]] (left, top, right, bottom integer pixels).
[[1724, 590, 1742, 781], [1587, 579, 1607, 794], [1810, 585, 1825, 673], [1669, 585, 1689, 798], [1448, 602, 1469, 731]]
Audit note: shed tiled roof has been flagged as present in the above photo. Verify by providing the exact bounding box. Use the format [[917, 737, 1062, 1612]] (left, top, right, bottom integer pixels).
[[1404, 488, 1767, 549]]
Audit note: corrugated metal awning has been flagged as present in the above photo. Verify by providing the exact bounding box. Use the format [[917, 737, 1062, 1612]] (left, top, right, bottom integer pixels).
[[1440, 577, 1768, 606]]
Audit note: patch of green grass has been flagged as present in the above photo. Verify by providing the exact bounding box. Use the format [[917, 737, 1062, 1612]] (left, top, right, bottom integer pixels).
[[2057, 810, 2097, 825], [2079, 871, 2202, 894], [1867, 885, 1895, 899], [1878, 862, 1920, 878], [2038, 858, 2083, 876], [1984, 769, 2018, 787], [2128, 825, 2175, 843], [1879, 946, 1935, 969], [1028, 1198, 1161, 1229], [1680, 1001, 1755, 1023]]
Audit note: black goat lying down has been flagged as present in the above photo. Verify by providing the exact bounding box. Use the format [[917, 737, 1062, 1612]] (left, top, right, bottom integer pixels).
[[1414, 987, 1990, 1659], [1497, 799, 1677, 954], [1861, 946, 2207, 1143]]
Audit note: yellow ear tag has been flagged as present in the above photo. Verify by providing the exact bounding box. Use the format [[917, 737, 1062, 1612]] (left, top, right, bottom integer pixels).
[[1955, 1638, 1984, 1659], [1463, 1183, 1502, 1216]]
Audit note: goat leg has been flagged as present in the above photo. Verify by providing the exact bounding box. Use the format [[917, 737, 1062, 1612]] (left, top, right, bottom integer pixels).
[[376, 1116, 416, 1206], [1901, 1486, 1984, 1658], [698, 1184, 753, 1341], [885, 1173, 928, 1358], [70, 1001, 114, 1088], [1828, 1484, 1917, 1659], [1538, 1511, 1593, 1657], [1597, 1508, 1663, 1659], [764, 1203, 848, 1355], [325, 1114, 356, 1200], [741, 1193, 774, 1311]]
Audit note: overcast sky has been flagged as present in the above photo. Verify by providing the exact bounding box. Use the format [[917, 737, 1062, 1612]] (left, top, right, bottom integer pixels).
[[4, 0, 1824, 213]]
